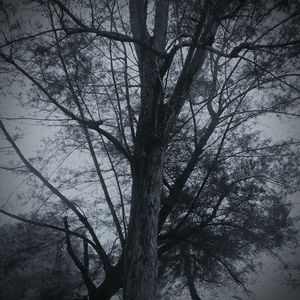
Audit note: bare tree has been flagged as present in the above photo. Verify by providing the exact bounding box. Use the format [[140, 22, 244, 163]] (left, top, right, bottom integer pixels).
[[0, 0, 300, 299]]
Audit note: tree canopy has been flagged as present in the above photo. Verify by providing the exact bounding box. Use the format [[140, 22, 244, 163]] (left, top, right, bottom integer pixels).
[[0, 0, 300, 299]]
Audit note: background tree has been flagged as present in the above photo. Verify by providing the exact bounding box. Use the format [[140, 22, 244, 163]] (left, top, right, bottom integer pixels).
[[0, 221, 83, 300], [0, 0, 300, 299]]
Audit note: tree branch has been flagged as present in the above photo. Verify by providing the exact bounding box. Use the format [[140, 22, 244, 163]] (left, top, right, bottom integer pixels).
[[0, 207, 95, 248], [153, 0, 170, 52], [0, 120, 112, 272], [51, 23, 125, 247], [0, 52, 133, 164], [181, 246, 202, 300], [64, 216, 96, 292], [158, 117, 219, 231]]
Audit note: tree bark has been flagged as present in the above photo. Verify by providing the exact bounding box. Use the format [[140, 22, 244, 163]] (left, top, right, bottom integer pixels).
[[124, 3, 166, 296], [124, 144, 164, 300]]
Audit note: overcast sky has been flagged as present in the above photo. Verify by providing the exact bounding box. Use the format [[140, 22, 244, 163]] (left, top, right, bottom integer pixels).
[[0, 2, 300, 300]]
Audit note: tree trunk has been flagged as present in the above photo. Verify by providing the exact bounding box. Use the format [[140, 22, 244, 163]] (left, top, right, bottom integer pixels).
[[123, 13, 166, 294], [124, 143, 164, 300]]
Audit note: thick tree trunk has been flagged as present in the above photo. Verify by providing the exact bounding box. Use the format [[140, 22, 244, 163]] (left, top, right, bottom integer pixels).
[[123, 8, 166, 294], [124, 144, 164, 300]]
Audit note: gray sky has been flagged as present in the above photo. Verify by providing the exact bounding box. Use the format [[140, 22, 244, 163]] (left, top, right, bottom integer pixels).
[[0, 2, 300, 299]]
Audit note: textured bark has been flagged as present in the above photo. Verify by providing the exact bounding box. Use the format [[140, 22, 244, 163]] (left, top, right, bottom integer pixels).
[[124, 145, 164, 300], [124, 2, 167, 298], [123, 50, 165, 300]]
